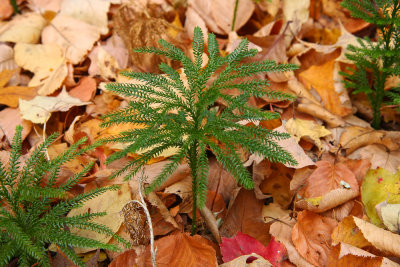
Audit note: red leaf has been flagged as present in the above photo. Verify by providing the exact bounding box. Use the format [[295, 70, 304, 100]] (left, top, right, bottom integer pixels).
[[220, 232, 286, 266]]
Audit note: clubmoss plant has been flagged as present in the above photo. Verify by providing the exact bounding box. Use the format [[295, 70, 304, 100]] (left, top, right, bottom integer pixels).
[[102, 27, 298, 234], [341, 0, 400, 129], [0, 126, 128, 267]]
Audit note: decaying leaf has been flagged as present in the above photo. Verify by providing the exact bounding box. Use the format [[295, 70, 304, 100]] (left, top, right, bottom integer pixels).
[[19, 88, 91, 123], [0, 44, 18, 71], [377, 202, 400, 233], [219, 253, 272, 267], [0, 108, 32, 143]]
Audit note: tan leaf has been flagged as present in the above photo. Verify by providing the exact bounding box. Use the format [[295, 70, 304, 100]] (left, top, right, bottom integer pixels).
[[0, 44, 18, 71], [348, 144, 400, 174], [211, 0, 254, 33], [14, 43, 67, 95], [67, 183, 131, 254], [378, 202, 400, 233], [0, 12, 47, 43], [187, 0, 225, 34], [207, 157, 237, 203], [27, 0, 62, 12], [327, 243, 399, 267], [283, 0, 309, 34], [220, 253, 272, 267], [331, 216, 372, 248], [274, 125, 315, 168], [220, 188, 270, 245], [292, 211, 338, 267], [184, 7, 208, 40], [60, 0, 111, 34], [262, 203, 291, 224], [270, 215, 314, 267], [19, 88, 90, 123], [296, 100, 345, 127], [41, 14, 101, 64], [0, 108, 31, 143]]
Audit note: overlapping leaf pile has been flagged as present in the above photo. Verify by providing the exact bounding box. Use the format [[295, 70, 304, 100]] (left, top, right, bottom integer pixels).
[[1, 0, 400, 266]]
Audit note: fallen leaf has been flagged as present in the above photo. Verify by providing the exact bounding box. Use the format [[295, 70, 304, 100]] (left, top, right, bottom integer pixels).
[[285, 118, 331, 151], [253, 160, 294, 207], [269, 215, 313, 267], [340, 126, 399, 154], [41, 14, 101, 64], [377, 202, 400, 233], [298, 59, 352, 117], [221, 233, 286, 266], [361, 168, 400, 226], [14, 43, 67, 95], [0, 69, 37, 107], [68, 76, 97, 102], [262, 203, 291, 224], [184, 7, 208, 40], [296, 100, 345, 127], [220, 189, 270, 245], [207, 157, 238, 204], [60, 0, 111, 34], [328, 242, 399, 267], [219, 253, 272, 267], [0, 0, 14, 20], [0, 108, 32, 143], [211, 0, 254, 33], [67, 183, 131, 254], [19, 88, 91, 124], [0, 44, 18, 71], [331, 216, 373, 249], [141, 232, 218, 267], [274, 125, 315, 168], [28, 0, 62, 12], [292, 211, 338, 267], [0, 12, 47, 43]]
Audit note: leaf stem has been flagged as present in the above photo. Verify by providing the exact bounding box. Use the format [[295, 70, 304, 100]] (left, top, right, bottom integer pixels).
[[231, 0, 240, 31]]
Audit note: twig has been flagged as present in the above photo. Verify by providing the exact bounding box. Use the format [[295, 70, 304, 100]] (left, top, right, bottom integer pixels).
[[231, 0, 240, 31]]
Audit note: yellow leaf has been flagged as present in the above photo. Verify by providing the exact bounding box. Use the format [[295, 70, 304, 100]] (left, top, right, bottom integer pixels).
[[361, 168, 400, 226], [285, 118, 331, 151], [0, 69, 37, 107], [67, 183, 131, 254]]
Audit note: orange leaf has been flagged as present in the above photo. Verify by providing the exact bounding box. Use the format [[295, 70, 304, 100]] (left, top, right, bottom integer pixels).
[[299, 59, 352, 117], [292, 211, 338, 267], [331, 216, 372, 249]]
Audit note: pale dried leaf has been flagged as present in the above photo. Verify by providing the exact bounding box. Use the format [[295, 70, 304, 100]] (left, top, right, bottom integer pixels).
[[219, 253, 272, 267], [0, 108, 31, 143], [0, 12, 47, 44], [42, 14, 101, 64], [0, 44, 18, 71], [19, 88, 90, 123]]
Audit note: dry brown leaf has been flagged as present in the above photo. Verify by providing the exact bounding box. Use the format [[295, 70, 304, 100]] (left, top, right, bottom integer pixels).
[[262, 203, 291, 224], [68, 76, 97, 102], [207, 157, 238, 204], [187, 0, 225, 35], [320, 200, 355, 221], [340, 126, 399, 154], [60, 0, 111, 34], [0, 12, 47, 43], [19, 88, 90, 124], [0, 108, 32, 143], [297, 100, 346, 127], [184, 7, 208, 40], [141, 233, 218, 267], [14, 43, 67, 95], [270, 215, 314, 267], [348, 144, 400, 174], [0, 0, 14, 20], [220, 253, 272, 267], [283, 0, 310, 35], [41, 14, 101, 64], [67, 183, 131, 254], [327, 243, 399, 267], [292, 211, 338, 267], [220, 188, 270, 245], [146, 191, 179, 230]]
